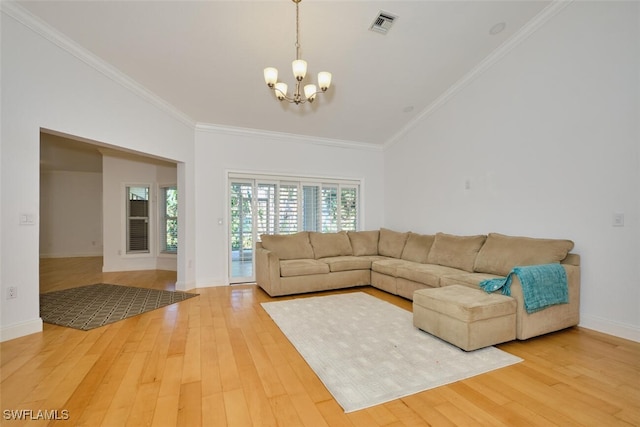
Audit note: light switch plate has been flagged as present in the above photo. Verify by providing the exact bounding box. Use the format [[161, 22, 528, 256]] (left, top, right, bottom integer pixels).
[[613, 213, 625, 227], [19, 213, 35, 225]]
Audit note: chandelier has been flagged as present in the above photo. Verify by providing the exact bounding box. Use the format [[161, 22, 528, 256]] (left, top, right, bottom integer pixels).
[[263, 0, 332, 105]]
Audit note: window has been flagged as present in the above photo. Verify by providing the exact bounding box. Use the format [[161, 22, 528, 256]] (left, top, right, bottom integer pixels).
[[230, 182, 253, 261], [302, 185, 320, 231], [321, 186, 338, 232], [229, 173, 361, 283], [339, 185, 358, 231], [257, 183, 276, 236], [230, 173, 360, 237], [278, 183, 299, 234], [126, 186, 150, 253], [160, 186, 178, 254], [272, 181, 359, 233]]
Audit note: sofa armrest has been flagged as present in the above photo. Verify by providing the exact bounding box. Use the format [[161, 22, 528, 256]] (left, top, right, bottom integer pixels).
[[255, 242, 282, 297], [510, 264, 580, 340], [561, 253, 580, 266]]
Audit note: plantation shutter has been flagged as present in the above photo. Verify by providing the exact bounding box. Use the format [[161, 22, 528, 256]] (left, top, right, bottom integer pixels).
[[321, 186, 338, 232], [257, 183, 277, 236], [229, 173, 361, 239], [302, 185, 320, 231], [278, 183, 298, 234], [127, 186, 150, 253], [340, 186, 358, 231]]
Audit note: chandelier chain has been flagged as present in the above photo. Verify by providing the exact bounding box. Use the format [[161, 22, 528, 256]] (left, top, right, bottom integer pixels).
[[295, 0, 300, 60]]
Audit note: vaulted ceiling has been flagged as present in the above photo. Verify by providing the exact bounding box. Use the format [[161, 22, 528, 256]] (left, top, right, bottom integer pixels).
[[18, 1, 551, 146]]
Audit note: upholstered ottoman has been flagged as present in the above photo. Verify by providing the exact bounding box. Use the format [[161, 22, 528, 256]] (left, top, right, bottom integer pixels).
[[413, 285, 516, 351]]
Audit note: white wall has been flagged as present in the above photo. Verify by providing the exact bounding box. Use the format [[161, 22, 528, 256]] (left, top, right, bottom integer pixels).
[[102, 155, 177, 272], [194, 128, 385, 286], [39, 155, 177, 268], [3, 0, 637, 344], [39, 171, 103, 258], [385, 1, 640, 341], [156, 163, 179, 271], [1, 7, 196, 341], [1, 3, 381, 341]]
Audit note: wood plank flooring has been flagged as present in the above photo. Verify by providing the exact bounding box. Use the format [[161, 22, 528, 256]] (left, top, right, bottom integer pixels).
[[0, 257, 638, 426]]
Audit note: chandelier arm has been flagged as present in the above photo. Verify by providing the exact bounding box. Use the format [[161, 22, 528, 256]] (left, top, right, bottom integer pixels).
[[277, 94, 308, 105], [270, 84, 328, 105], [272, 86, 307, 105], [264, 0, 330, 107]]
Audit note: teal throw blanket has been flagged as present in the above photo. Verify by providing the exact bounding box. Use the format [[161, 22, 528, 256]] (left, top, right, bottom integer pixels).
[[480, 264, 568, 314]]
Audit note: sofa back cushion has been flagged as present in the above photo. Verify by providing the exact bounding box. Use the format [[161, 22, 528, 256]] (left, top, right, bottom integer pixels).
[[309, 231, 353, 259], [260, 232, 315, 260], [348, 230, 380, 256], [427, 233, 487, 272], [378, 228, 409, 258], [474, 233, 575, 276], [400, 232, 435, 263]]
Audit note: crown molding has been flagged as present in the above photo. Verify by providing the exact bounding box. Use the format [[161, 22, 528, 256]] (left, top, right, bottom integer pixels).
[[383, 0, 574, 150], [3, 0, 571, 152], [1, 1, 196, 129], [2, 0, 380, 152], [195, 123, 384, 152]]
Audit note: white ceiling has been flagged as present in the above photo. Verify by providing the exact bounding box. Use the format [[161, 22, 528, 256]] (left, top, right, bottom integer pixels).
[[40, 132, 177, 173], [18, 0, 552, 146]]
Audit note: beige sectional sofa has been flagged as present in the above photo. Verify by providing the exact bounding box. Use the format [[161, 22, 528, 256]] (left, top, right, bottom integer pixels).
[[255, 228, 580, 340]]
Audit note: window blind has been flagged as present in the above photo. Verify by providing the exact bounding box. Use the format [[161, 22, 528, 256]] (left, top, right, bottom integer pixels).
[[127, 186, 150, 253], [229, 173, 360, 237]]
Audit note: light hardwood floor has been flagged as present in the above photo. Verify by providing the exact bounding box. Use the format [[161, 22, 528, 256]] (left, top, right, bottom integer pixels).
[[1, 257, 638, 426]]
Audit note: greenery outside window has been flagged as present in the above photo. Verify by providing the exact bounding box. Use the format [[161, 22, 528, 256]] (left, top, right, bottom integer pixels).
[[160, 185, 178, 254], [230, 175, 360, 247], [229, 174, 360, 283]]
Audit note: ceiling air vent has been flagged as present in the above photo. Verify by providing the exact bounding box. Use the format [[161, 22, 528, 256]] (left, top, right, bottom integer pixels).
[[370, 11, 398, 35]]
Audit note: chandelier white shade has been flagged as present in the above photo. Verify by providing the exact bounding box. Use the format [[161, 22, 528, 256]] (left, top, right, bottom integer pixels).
[[264, 0, 332, 105]]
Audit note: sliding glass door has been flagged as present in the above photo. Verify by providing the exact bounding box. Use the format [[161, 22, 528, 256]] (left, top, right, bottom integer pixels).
[[229, 180, 280, 283], [228, 174, 360, 284], [229, 181, 254, 283]]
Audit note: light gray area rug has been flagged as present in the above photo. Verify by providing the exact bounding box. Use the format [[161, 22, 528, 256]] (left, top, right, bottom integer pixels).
[[261, 292, 522, 413]]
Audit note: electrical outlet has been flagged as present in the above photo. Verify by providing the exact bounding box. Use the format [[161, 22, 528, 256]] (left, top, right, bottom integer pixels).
[[7, 286, 17, 299], [613, 213, 625, 227]]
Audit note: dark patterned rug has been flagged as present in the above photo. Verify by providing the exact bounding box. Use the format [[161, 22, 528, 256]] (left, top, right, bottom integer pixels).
[[40, 283, 198, 331]]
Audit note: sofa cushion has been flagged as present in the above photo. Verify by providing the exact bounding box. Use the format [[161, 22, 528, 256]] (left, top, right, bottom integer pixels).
[[347, 230, 379, 256], [396, 264, 465, 287], [427, 233, 487, 273], [280, 259, 330, 277], [320, 256, 374, 272], [260, 232, 314, 260], [413, 285, 516, 322], [309, 231, 353, 259], [440, 272, 503, 289], [371, 258, 412, 277], [473, 233, 575, 276], [378, 228, 409, 258], [400, 232, 435, 263]]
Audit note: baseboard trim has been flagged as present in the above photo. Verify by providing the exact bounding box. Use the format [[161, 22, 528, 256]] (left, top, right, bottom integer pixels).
[[40, 252, 103, 259], [195, 278, 229, 288], [175, 280, 197, 292], [1, 318, 43, 342], [579, 315, 640, 343]]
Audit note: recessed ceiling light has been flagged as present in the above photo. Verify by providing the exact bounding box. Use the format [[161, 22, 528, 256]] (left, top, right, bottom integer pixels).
[[489, 22, 506, 35]]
